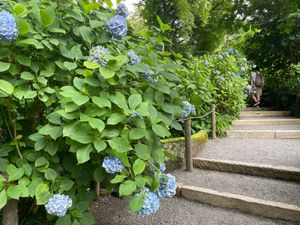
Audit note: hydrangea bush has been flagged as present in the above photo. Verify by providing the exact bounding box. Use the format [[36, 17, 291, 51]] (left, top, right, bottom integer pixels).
[[177, 48, 249, 135], [0, 1, 184, 224]]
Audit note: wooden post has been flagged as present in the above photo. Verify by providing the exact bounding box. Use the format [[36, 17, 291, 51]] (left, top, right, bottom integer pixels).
[[2, 200, 18, 225], [184, 119, 193, 172], [211, 104, 216, 139], [96, 182, 100, 198]]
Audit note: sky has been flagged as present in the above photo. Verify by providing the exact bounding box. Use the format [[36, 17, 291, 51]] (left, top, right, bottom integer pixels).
[[112, 0, 140, 13]]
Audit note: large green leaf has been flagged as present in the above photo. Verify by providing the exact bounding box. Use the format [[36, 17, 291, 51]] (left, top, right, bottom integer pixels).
[[40, 8, 55, 27], [91, 96, 111, 108], [64, 62, 77, 71], [129, 194, 144, 212], [134, 144, 151, 160], [0, 190, 7, 210], [129, 128, 146, 140], [128, 94, 142, 110], [108, 137, 132, 153], [88, 118, 105, 132], [7, 185, 21, 200], [107, 113, 126, 125], [35, 183, 50, 205], [79, 26, 94, 44], [93, 140, 107, 153], [119, 180, 137, 196], [132, 159, 145, 176], [111, 175, 127, 184], [0, 79, 14, 97], [44, 168, 57, 181], [6, 164, 24, 182], [152, 124, 171, 137], [39, 124, 62, 140], [99, 67, 115, 79], [63, 121, 94, 144], [0, 62, 10, 72], [76, 144, 94, 164], [110, 92, 129, 111]]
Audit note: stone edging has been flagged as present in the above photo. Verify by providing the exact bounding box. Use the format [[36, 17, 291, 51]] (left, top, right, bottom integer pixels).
[[193, 158, 300, 182], [176, 183, 300, 222]]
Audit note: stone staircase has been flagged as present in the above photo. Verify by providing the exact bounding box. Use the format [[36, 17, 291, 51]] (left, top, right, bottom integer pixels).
[[174, 108, 300, 223], [227, 108, 300, 139]]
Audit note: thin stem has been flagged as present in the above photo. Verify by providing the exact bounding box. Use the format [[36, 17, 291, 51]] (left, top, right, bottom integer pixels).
[[0, 106, 14, 140]]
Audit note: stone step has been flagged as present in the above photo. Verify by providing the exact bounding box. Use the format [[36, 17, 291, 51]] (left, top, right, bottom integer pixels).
[[240, 111, 291, 117], [232, 118, 300, 126], [193, 158, 300, 181], [227, 130, 300, 139], [175, 169, 300, 222], [244, 107, 274, 111], [231, 124, 300, 130], [177, 184, 300, 223]]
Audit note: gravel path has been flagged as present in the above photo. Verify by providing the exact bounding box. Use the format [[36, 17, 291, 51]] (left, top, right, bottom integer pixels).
[[174, 168, 300, 206], [91, 196, 298, 225], [196, 138, 300, 168]]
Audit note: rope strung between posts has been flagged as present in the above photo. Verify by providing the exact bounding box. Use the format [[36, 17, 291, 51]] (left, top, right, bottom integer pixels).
[[175, 103, 219, 122]]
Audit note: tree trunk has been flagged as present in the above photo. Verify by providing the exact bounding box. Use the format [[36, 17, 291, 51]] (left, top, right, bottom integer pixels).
[[296, 94, 300, 117], [2, 200, 18, 225]]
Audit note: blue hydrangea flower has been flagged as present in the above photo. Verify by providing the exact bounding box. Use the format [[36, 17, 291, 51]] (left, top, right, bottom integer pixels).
[[0, 11, 18, 41], [228, 48, 233, 53], [218, 54, 223, 61], [127, 50, 140, 65], [204, 60, 209, 66], [231, 72, 236, 78], [180, 101, 195, 118], [149, 162, 166, 173], [116, 3, 128, 18], [107, 15, 127, 38], [157, 173, 176, 198], [215, 70, 221, 75], [45, 194, 72, 217], [253, 64, 257, 69], [131, 111, 144, 120], [89, 46, 110, 66], [245, 85, 251, 91], [137, 188, 160, 216], [102, 156, 124, 174], [142, 66, 159, 83], [220, 77, 225, 82]]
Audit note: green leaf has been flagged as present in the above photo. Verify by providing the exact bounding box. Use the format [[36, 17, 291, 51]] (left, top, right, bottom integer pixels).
[[132, 159, 145, 176], [129, 128, 146, 140], [84, 61, 100, 69], [35, 157, 48, 167], [108, 137, 132, 153], [76, 144, 94, 164], [40, 9, 54, 27], [119, 180, 136, 196], [63, 121, 94, 144], [79, 26, 93, 44], [39, 124, 62, 140], [7, 185, 21, 200], [0, 190, 7, 210], [16, 19, 29, 35], [135, 175, 146, 188], [72, 94, 89, 106], [56, 215, 72, 225], [129, 194, 144, 212], [0, 175, 6, 191], [0, 62, 10, 72], [7, 164, 24, 182], [107, 113, 126, 125], [134, 144, 151, 160], [14, 3, 28, 17], [93, 140, 107, 153], [44, 168, 57, 181], [128, 94, 142, 110], [99, 67, 115, 79], [60, 179, 74, 192], [17, 38, 44, 49], [104, 0, 113, 8], [35, 183, 50, 205], [0, 79, 14, 97], [111, 175, 127, 184], [45, 141, 58, 156], [152, 124, 171, 137], [91, 96, 111, 108], [79, 212, 95, 225], [88, 118, 105, 132], [20, 72, 34, 80], [64, 62, 77, 71], [24, 91, 37, 99], [110, 92, 128, 111]]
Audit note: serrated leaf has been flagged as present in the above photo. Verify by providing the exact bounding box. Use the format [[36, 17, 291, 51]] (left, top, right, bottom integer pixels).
[[7, 164, 24, 182], [76, 144, 94, 164], [0, 79, 14, 97], [111, 175, 126, 184], [35, 157, 48, 167], [108, 137, 132, 153], [7, 185, 21, 200], [35, 183, 50, 205], [64, 62, 77, 71], [107, 113, 126, 125], [0, 190, 7, 210], [91, 96, 111, 108], [152, 124, 171, 137], [93, 140, 107, 153], [39, 124, 62, 140], [119, 180, 136, 196], [60, 179, 74, 192], [44, 168, 57, 181], [134, 144, 151, 160], [129, 194, 144, 212], [20, 71, 34, 80], [129, 128, 146, 140], [99, 67, 115, 79], [84, 61, 100, 69], [0, 62, 10, 72], [128, 94, 142, 110], [132, 159, 145, 176], [88, 118, 105, 132]]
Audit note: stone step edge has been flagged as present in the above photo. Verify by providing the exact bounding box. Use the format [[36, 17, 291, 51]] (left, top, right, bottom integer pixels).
[[240, 111, 291, 117], [193, 158, 300, 181], [227, 130, 300, 139], [176, 183, 300, 222], [233, 119, 300, 126]]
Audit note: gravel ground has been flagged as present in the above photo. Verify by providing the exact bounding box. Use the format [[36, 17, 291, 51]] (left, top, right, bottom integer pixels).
[[91, 196, 299, 225], [231, 125, 300, 130], [196, 138, 300, 168], [174, 168, 300, 206]]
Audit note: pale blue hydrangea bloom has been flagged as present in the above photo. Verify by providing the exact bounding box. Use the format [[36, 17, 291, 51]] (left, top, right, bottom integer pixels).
[[131, 111, 144, 120], [220, 77, 225, 82], [127, 50, 140, 65], [149, 162, 166, 173], [253, 64, 257, 69], [228, 48, 233, 53], [215, 70, 221, 75], [102, 156, 124, 174], [137, 188, 160, 216], [231, 72, 236, 78], [218, 54, 223, 60], [116, 3, 128, 18], [142, 65, 159, 83], [157, 173, 176, 198], [180, 101, 195, 118], [0, 11, 18, 41], [245, 84, 252, 91], [107, 15, 127, 38], [45, 194, 72, 217], [89, 46, 110, 66], [204, 60, 209, 66]]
